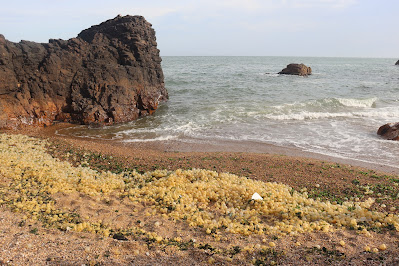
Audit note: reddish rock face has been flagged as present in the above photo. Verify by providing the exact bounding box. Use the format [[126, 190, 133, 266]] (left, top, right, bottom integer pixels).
[[377, 123, 399, 140], [0, 15, 168, 129], [278, 63, 312, 76]]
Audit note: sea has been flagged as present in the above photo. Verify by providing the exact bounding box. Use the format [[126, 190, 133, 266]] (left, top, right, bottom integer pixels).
[[57, 56, 399, 169]]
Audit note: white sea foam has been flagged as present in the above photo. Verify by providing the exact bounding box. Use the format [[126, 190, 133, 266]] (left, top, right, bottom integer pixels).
[[264, 106, 399, 121], [336, 97, 377, 108], [265, 111, 353, 120], [271, 97, 378, 110], [260, 97, 385, 121], [264, 73, 280, 77]]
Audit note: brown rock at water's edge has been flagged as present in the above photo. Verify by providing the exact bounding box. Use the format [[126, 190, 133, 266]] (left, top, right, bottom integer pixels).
[[377, 123, 399, 140], [0, 15, 168, 129], [278, 63, 312, 76]]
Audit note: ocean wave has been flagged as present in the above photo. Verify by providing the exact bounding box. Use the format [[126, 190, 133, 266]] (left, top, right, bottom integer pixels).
[[265, 111, 353, 120], [336, 97, 377, 108], [277, 97, 377, 109], [264, 106, 399, 121]]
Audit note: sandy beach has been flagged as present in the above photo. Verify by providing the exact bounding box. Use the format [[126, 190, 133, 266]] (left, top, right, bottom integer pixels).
[[1, 124, 399, 265]]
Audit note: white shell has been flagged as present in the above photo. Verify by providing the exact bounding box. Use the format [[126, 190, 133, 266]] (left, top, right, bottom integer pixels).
[[251, 192, 263, 200]]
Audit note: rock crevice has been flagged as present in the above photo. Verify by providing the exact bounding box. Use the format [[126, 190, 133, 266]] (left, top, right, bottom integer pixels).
[[0, 15, 168, 128]]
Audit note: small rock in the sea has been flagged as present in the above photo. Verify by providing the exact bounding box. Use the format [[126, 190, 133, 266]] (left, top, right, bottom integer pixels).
[[278, 63, 312, 76], [377, 122, 399, 140], [251, 192, 263, 200]]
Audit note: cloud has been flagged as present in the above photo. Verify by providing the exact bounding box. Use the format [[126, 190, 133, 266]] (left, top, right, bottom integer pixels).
[[170, 0, 358, 15], [90, 6, 178, 20], [143, 0, 358, 25], [200, 0, 263, 11], [237, 19, 318, 33], [288, 0, 357, 9]]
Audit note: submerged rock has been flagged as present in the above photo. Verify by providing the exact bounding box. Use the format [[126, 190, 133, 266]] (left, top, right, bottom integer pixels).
[[0, 15, 168, 129], [278, 63, 312, 76], [377, 122, 399, 140]]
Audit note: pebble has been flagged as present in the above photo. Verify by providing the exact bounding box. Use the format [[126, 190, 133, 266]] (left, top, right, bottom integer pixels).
[[379, 244, 387, 251]]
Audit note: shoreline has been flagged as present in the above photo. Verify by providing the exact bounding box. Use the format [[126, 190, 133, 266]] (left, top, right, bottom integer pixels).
[[30, 122, 399, 175]]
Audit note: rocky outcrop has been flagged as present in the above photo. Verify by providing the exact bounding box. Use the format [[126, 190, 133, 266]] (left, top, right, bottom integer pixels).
[[377, 123, 399, 140], [0, 15, 168, 129], [395, 60, 399, 65], [279, 63, 312, 76]]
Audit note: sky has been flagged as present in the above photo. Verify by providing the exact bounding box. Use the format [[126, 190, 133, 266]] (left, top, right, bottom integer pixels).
[[0, 0, 397, 57]]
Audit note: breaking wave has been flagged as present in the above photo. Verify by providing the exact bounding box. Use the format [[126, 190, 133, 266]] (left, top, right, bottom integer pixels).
[[264, 97, 381, 121]]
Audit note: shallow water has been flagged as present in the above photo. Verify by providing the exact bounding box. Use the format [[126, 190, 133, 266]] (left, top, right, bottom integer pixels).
[[57, 56, 399, 169]]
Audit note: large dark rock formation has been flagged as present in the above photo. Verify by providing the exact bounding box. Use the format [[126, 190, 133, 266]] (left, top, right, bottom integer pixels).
[[279, 63, 312, 76], [377, 122, 399, 140], [395, 60, 399, 65], [0, 15, 168, 129]]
